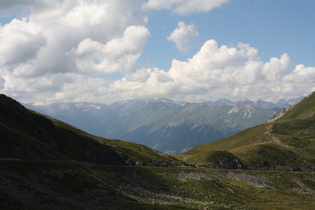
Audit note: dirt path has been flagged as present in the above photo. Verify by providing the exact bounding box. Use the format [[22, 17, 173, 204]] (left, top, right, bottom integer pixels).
[[265, 123, 281, 144]]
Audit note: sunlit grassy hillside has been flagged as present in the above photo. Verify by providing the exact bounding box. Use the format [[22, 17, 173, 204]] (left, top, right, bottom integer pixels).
[[176, 92, 315, 171]]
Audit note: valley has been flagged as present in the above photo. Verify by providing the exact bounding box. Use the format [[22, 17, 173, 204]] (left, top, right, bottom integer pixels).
[[1, 93, 315, 209], [27, 97, 299, 154]]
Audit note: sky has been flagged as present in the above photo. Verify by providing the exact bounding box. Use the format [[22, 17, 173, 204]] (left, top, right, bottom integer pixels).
[[0, 0, 314, 105]]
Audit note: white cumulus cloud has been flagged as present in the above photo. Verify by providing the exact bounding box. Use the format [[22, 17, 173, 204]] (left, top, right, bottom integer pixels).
[[72, 26, 150, 74], [108, 39, 314, 102], [0, 0, 149, 104], [0, 19, 46, 66], [167, 22, 199, 52]]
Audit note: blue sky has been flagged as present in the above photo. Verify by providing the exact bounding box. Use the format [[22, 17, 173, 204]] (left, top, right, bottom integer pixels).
[[141, 0, 315, 70], [0, 0, 314, 104]]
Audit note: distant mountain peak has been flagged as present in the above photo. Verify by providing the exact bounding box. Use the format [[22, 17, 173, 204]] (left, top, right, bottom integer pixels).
[[243, 98, 254, 104], [214, 99, 235, 106]]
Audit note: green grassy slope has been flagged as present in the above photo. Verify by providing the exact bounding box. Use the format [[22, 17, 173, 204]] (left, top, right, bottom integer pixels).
[[176, 92, 315, 170], [1, 161, 315, 209], [277, 91, 315, 121], [0, 94, 183, 166]]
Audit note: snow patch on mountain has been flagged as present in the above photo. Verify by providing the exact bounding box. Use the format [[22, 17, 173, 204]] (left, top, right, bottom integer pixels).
[[167, 120, 184, 127], [228, 104, 254, 119], [228, 106, 238, 114], [87, 105, 102, 110]]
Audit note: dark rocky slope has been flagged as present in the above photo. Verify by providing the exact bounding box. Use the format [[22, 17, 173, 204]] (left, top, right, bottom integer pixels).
[[0, 94, 182, 166]]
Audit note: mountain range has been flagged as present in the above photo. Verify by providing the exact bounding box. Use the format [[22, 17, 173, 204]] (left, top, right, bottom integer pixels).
[[27, 97, 301, 154], [1, 93, 315, 209]]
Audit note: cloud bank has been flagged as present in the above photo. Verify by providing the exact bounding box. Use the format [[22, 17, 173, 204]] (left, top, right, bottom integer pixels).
[[0, 0, 149, 103], [0, 0, 314, 104], [111, 40, 314, 102]]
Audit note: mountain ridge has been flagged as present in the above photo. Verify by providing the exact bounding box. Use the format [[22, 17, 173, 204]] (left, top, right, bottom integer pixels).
[[26, 96, 301, 154]]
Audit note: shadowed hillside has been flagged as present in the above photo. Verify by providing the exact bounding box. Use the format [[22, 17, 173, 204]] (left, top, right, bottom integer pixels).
[[1, 161, 315, 209], [0, 94, 183, 167]]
